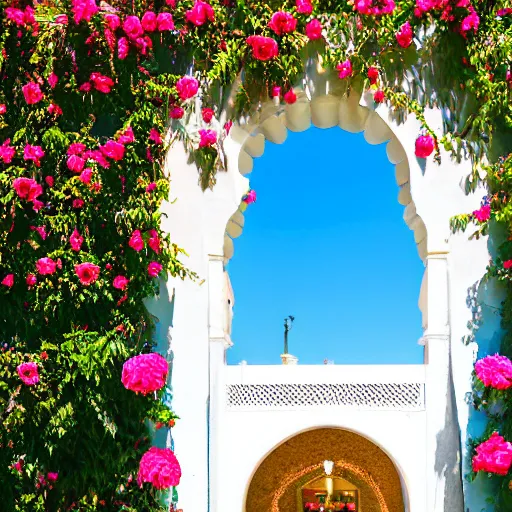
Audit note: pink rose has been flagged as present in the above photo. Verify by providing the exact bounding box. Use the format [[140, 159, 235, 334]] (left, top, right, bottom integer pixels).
[[157, 12, 175, 31], [149, 128, 163, 144], [13, 459, 23, 473], [504, 260, 512, 269], [202, 108, 214, 123], [148, 229, 161, 253], [71, 0, 98, 24], [73, 198, 85, 209], [22, 82, 44, 104], [45, 176, 54, 187], [118, 37, 130, 60], [141, 11, 157, 32], [296, 0, 313, 14], [79, 82, 92, 93], [473, 204, 491, 223], [90, 72, 114, 93], [17, 362, 39, 385], [100, 140, 125, 160], [148, 261, 163, 277], [67, 154, 85, 173], [305, 19, 322, 40], [48, 73, 58, 88], [415, 134, 435, 158], [243, 190, 257, 204], [129, 230, 144, 251], [68, 143, 86, 155], [75, 262, 100, 285], [473, 432, 512, 475], [13, 177, 37, 199], [113, 275, 129, 290], [199, 129, 217, 148], [37, 257, 57, 275], [396, 21, 413, 48], [47, 472, 58, 483], [70, 228, 84, 251], [137, 446, 181, 489], [123, 15, 143, 39], [6, 8, 25, 26], [26, 274, 37, 287], [0, 140, 16, 164], [367, 66, 379, 85], [122, 352, 168, 394], [185, 0, 215, 26], [284, 89, 297, 104], [24, 144, 45, 167], [272, 86, 281, 98], [461, 11, 479, 35], [118, 126, 135, 144], [170, 106, 184, 119], [475, 354, 512, 390], [374, 90, 385, 103], [55, 14, 68, 24], [2, 274, 14, 287], [268, 11, 297, 36], [105, 13, 120, 30], [246, 35, 279, 61], [0, 104, 6, 114], [30, 225, 47, 240], [175, 76, 199, 101], [336, 59, 352, 80], [79, 168, 93, 184]]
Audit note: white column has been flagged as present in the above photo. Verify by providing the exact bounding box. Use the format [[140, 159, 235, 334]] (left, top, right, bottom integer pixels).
[[424, 245, 464, 512]]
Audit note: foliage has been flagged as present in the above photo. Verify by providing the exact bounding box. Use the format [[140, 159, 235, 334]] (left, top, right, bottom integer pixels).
[[0, 0, 511, 510]]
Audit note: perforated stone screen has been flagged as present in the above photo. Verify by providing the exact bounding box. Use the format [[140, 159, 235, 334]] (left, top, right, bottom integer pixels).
[[226, 382, 425, 410]]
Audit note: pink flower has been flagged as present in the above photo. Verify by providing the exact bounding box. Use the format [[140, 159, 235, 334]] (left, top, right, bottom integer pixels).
[[79, 168, 93, 184], [90, 73, 114, 93], [141, 11, 157, 32], [75, 262, 100, 285], [473, 432, 512, 475], [146, 182, 157, 193], [175, 76, 199, 101], [118, 37, 130, 59], [100, 140, 125, 160], [336, 59, 352, 80], [129, 230, 144, 251], [118, 126, 135, 144], [47, 472, 58, 483], [148, 261, 163, 277], [148, 229, 161, 253], [202, 108, 215, 123], [473, 204, 491, 223], [475, 354, 512, 390], [461, 11, 479, 35], [0, 140, 16, 164], [137, 446, 181, 489], [122, 352, 168, 394], [48, 73, 58, 88], [157, 12, 175, 31], [2, 274, 14, 287], [22, 82, 44, 105], [13, 177, 42, 202], [149, 128, 163, 144], [17, 362, 39, 385], [123, 15, 143, 39], [497, 8, 512, 16], [79, 82, 92, 93], [415, 134, 435, 158], [396, 21, 413, 48], [170, 106, 184, 119], [272, 86, 281, 98], [13, 459, 23, 473], [305, 19, 322, 40], [224, 120, 233, 134], [0, 104, 6, 114], [105, 13, 120, 30], [24, 145, 45, 167], [67, 154, 85, 173], [26, 274, 37, 287], [185, 0, 215, 26], [71, 0, 98, 24], [367, 66, 379, 85], [55, 14, 68, 24], [374, 90, 385, 103], [6, 7, 25, 26], [284, 89, 297, 104], [73, 198, 85, 209], [70, 228, 84, 251], [296, 0, 313, 14], [199, 129, 217, 148], [113, 275, 129, 290], [68, 143, 86, 155], [48, 103, 63, 116], [243, 190, 257, 204], [269, 11, 297, 36], [246, 35, 279, 61], [30, 225, 47, 240], [45, 176, 54, 187], [37, 257, 57, 275]]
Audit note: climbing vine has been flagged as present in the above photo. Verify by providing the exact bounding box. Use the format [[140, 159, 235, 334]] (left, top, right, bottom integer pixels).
[[0, 0, 511, 510]]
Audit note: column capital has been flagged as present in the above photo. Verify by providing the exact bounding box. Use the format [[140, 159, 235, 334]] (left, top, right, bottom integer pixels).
[[210, 335, 233, 349]]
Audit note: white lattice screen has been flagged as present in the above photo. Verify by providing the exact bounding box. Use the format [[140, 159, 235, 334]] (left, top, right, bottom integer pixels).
[[226, 383, 425, 410]]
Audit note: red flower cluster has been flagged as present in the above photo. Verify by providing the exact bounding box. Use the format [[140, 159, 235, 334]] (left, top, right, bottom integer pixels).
[[246, 36, 279, 61], [268, 11, 297, 35], [185, 0, 215, 26], [121, 352, 168, 394], [137, 447, 181, 489], [354, 0, 395, 15], [473, 432, 512, 475]]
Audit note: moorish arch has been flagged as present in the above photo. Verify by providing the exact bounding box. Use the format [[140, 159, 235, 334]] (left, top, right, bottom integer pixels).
[[245, 428, 405, 512]]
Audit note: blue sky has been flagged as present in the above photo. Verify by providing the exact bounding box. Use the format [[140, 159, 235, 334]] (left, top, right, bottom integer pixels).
[[226, 127, 424, 365]]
